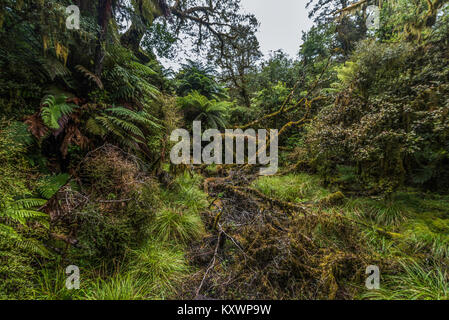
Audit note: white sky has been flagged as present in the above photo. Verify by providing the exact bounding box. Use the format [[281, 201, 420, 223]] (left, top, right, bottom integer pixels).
[[240, 0, 313, 58]]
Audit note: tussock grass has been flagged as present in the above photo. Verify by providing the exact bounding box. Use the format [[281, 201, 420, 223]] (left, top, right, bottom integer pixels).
[[153, 172, 207, 244], [252, 173, 331, 203], [127, 242, 190, 298], [160, 172, 208, 213], [343, 197, 409, 226], [362, 260, 449, 300], [83, 242, 190, 300], [36, 268, 79, 300], [404, 221, 449, 259], [84, 274, 146, 300], [149, 207, 205, 244]]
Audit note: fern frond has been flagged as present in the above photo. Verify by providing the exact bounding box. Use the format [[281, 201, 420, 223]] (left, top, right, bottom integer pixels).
[[40, 94, 77, 130], [16, 238, 51, 257], [106, 107, 161, 129], [108, 116, 145, 138], [86, 117, 107, 137], [0, 224, 50, 257], [13, 198, 47, 209], [2, 208, 47, 224], [38, 174, 70, 199], [76, 65, 104, 89]]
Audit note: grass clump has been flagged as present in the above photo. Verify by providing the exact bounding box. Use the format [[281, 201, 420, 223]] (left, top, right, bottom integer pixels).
[[149, 207, 204, 244], [343, 197, 409, 226], [252, 173, 331, 203], [35, 267, 83, 300], [84, 274, 147, 300], [127, 241, 190, 299], [362, 260, 449, 300], [403, 220, 449, 259], [160, 172, 208, 213]]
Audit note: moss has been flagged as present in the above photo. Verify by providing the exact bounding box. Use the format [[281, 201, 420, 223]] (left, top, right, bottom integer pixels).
[[320, 191, 346, 206], [0, 243, 37, 299], [204, 164, 219, 175]]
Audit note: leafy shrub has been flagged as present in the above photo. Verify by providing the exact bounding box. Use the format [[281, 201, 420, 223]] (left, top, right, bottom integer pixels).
[[305, 38, 449, 194]]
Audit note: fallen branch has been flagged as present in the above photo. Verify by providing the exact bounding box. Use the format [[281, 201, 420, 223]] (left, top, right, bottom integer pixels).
[[195, 230, 223, 298]]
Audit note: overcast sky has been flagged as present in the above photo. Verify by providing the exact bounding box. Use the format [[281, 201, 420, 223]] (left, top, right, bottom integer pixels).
[[240, 0, 313, 58]]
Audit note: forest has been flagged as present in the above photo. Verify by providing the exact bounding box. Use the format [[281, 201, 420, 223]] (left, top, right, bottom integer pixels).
[[0, 0, 449, 300]]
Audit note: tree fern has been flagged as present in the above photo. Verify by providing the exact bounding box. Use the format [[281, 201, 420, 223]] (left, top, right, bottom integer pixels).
[[178, 91, 230, 129], [86, 106, 162, 149], [104, 46, 160, 102]]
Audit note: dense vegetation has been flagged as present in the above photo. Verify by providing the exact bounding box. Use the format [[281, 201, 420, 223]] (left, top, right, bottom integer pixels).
[[0, 0, 448, 300]]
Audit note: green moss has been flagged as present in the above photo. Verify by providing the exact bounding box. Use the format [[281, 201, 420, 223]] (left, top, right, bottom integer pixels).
[[0, 242, 37, 299], [320, 191, 346, 206]]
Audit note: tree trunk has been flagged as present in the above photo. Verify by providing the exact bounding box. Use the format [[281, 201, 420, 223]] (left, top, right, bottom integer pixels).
[[94, 0, 112, 76], [120, 23, 146, 54]]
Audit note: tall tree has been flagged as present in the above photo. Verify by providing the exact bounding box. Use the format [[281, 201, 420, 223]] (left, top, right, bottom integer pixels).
[[306, 0, 368, 55], [118, 0, 257, 59]]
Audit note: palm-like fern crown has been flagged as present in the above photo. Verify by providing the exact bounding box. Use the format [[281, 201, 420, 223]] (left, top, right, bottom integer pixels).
[[178, 91, 230, 129], [86, 105, 162, 151], [104, 46, 160, 104], [175, 60, 227, 100]]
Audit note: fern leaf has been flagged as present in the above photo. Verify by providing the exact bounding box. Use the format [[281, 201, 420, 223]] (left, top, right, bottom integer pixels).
[[38, 174, 70, 199], [75, 65, 104, 89]]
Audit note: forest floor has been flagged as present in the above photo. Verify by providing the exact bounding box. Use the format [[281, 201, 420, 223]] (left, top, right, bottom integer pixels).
[[17, 151, 449, 300], [180, 165, 449, 300]]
